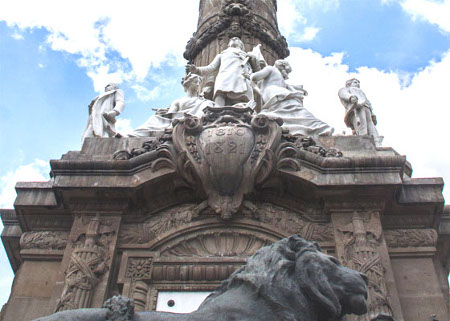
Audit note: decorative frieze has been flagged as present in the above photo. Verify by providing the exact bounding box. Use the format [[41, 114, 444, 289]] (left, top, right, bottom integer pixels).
[[119, 202, 333, 246], [20, 231, 69, 250], [384, 229, 438, 248], [119, 204, 194, 245], [151, 263, 241, 281], [255, 203, 334, 242]]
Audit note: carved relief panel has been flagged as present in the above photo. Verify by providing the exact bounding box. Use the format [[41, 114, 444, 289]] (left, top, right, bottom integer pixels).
[[53, 214, 121, 312], [117, 201, 335, 311], [332, 211, 404, 321]]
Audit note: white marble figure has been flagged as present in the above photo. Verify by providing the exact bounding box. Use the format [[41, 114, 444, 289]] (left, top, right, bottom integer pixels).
[[130, 73, 213, 137], [82, 83, 125, 143], [338, 78, 382, 146], [250, 60, 334, 137], [186, 37, 258, 106]]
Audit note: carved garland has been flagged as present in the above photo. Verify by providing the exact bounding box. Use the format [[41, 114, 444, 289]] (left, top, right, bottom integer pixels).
[[384, 229, 438, 248], [20, 231, 69, 250]]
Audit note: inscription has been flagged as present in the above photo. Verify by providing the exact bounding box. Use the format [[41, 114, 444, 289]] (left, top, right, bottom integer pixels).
[[205, 127, 246, 137], [204, 128, 247, 154], [205, 141, 245, 154]]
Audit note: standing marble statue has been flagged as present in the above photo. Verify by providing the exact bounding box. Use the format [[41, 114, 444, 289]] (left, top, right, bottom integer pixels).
[[250, 60, 334, 136], [82, 83, 125, 143], [338, 78, 382, 146], [186, 37, 258, 106], [130, 73, 214, 137]]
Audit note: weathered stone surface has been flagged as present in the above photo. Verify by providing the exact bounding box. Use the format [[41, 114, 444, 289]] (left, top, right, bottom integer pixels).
[[20, 231, 69, 250], [1, 1, 449, 320], [384, 228, 438, 248], [184, 0, 288, 65], [33, 236, 369, 321]]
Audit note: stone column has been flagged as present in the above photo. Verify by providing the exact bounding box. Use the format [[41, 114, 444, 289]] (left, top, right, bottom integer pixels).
[[50, 213, 121, 311], [331, 209, 404, 321], [184, 0, 289, 66]]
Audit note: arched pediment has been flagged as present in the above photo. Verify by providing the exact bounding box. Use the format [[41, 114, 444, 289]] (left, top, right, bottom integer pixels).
[[118, 202, 334, 253]]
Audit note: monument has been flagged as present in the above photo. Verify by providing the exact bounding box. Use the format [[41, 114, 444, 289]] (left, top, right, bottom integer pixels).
[[1, 1, 449, 321]]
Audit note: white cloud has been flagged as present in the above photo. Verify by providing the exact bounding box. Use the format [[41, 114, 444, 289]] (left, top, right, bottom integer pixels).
[[398, 0, 450, 32], [0, 0, 199, 92], [294, 27, 320, 42], [116, 118, 134, 137], [132, 85, 160, 102], [278, 0, 337, 42], [278, 0, 306, 37], [0, 159, 50, 208], [11, 32, 23, 40], [287, 47, 450, 200]]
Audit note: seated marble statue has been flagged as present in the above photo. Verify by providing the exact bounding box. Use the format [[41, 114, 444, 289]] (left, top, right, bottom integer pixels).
[[250, 60, 334, 137], [82, 83, 125, 143], [130, 73, 214, 137], [186, 37, 259, 106]]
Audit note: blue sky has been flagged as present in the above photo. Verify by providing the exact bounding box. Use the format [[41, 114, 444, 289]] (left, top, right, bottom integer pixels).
[[1, 0, 450, 309]]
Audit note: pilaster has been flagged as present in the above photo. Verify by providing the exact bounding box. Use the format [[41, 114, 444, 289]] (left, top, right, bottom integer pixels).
[[50, 213, 121, 312], [329, 204, 404, 321]]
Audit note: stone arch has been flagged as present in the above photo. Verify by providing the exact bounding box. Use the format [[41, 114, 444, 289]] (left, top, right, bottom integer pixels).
[[117, 202, 334, 311]]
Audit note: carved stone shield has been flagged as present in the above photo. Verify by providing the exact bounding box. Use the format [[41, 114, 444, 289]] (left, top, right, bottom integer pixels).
[[172, 106, 282, 219]]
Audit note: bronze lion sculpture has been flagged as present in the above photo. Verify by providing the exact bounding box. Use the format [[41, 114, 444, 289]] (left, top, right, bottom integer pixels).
[[34, 235, 369, 321]]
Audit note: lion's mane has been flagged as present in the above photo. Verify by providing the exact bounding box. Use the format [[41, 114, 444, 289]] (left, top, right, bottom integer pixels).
[[200, 235, 321, 320]]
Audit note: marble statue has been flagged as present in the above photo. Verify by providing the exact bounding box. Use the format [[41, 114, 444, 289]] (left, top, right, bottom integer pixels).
[[82, 83, 125, 143], [130, 73, 214, 137], [338, 78, 382, 146], [34, 235, 369, 321], [186, 37, 259, 106], [250, 60, 334, 136]]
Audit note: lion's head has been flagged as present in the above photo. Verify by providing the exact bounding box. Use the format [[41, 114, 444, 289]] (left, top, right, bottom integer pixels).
[[202, 235, 368, 320], [103, 295, 134, 321]]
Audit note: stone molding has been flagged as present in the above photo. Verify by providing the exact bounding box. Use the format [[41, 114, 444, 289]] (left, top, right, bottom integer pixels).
[[384, 228, 438, 248]]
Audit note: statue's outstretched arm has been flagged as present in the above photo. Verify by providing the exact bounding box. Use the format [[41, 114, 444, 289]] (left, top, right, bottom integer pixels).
[[250, 66, 271, 82], [195, 54, 222, 76]]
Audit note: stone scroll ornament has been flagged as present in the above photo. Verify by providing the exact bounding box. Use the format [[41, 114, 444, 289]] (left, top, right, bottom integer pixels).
[[172, 106, 282, 219], [55, 214, 116, 312], [113, 107, 342, 220]]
